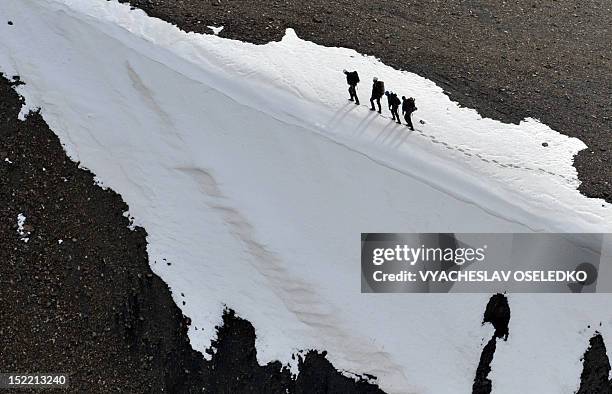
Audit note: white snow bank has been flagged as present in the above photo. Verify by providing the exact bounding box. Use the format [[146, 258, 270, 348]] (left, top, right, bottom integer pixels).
[[207, 25, 223, 35], [16, 213, 29, 242], [0, 0, 611, 393]]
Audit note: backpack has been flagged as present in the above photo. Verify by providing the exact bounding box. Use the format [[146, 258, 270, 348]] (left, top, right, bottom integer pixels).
[[346, 71, 360, 85], [393, 94, 401, 106], [402, 97, 417, 112]]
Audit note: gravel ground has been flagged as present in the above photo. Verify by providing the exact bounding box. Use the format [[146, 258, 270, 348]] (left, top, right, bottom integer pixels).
[[0, 74, 382, 393], [122, 0, 612, 203]]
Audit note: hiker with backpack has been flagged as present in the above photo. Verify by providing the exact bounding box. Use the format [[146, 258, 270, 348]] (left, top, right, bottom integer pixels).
[[343, 69, 360, 105], [402, 96, 417, 131], [370, 77, 385, 113], [385, 91, 402, 124]]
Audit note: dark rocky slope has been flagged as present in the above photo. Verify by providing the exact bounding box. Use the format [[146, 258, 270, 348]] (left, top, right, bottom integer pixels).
[[577, 333, 612, 394], [472, 294, 511, 394]]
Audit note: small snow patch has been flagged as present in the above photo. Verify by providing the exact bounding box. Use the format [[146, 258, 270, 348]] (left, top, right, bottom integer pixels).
[[17, 100, 39, 121], [93, 176, 107, 189], [207, 25, 223, 35], [122, 211, 137, 230], [4, 158, 12, 164], [16, 213, 29, 243]]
